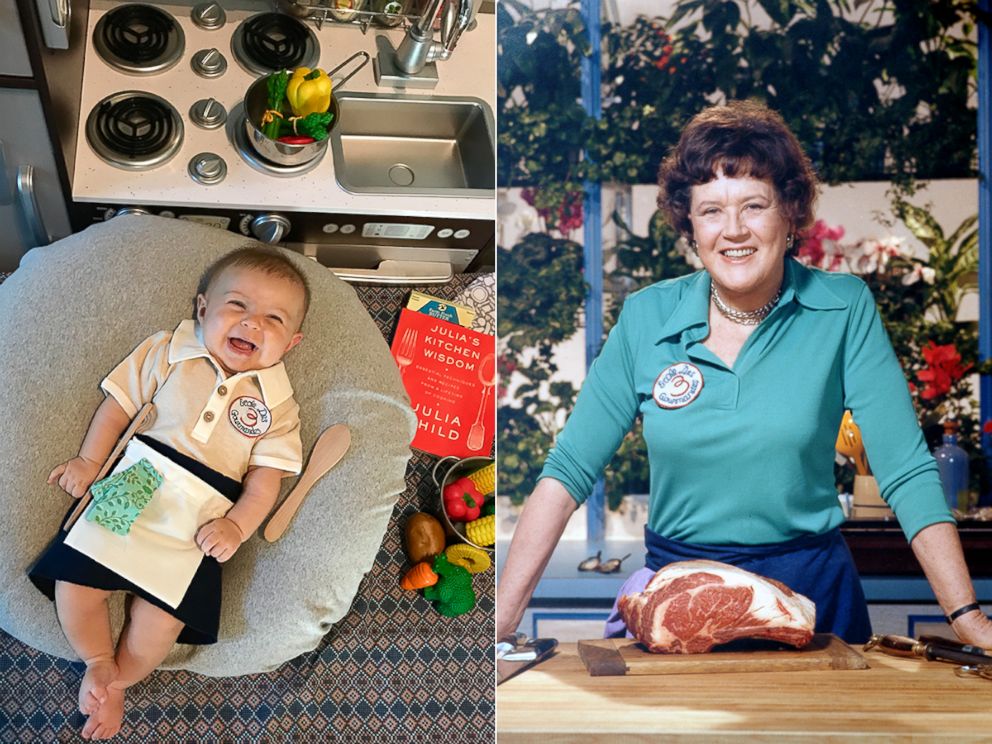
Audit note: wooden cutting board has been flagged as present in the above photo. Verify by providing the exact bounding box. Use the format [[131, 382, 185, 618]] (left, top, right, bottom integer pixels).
[[577, 633, 868, 676]]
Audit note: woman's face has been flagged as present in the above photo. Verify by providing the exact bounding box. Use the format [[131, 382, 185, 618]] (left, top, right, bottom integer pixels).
[[689, 171, 791, 306]]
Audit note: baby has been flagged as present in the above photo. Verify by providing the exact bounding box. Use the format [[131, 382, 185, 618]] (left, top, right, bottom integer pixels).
[[28, 246, 309, 740]]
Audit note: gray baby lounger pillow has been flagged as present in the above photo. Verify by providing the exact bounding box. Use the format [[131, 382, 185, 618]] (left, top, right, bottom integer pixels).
[[0, 215, 415, 676]]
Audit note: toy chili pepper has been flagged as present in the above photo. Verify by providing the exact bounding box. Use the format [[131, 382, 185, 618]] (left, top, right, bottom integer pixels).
[[277, 135, 316, 144], [443, 477, 484, 522]]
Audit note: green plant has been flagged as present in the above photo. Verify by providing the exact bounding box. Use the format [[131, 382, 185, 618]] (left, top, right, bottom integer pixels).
[[498, 0, 979, 214], [497, 233, 587, 504], [497, 0, 590, 201]]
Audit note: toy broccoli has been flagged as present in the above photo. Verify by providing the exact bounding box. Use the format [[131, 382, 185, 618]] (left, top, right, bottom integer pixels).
[[423, 553, 476, 617]]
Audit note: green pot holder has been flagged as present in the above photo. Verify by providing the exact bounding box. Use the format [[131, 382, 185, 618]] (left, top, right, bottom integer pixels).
[[85, 458, 164, 536]]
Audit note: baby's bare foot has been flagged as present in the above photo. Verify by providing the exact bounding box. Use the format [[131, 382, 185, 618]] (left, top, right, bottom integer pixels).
[[78, 658, 118, 715], [81, 684, 124, 740]]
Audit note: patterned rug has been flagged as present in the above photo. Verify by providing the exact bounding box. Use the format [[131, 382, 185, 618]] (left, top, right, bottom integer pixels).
[[0, 273, 494, 743]]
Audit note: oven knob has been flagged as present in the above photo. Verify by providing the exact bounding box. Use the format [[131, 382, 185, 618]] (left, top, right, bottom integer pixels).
[[114, 207, 152, 218], [192, 48, 228, 78], [189, 98, 228, 130], [188, 153, 227, 185], [250, 214, 292, 244], [191, 2, 227, 30]]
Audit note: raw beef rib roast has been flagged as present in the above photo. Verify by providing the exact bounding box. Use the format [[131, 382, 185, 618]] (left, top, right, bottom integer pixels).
[[618, 560, 816, 653]]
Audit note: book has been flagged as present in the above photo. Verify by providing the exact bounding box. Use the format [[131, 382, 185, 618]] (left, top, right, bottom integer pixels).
[[406, 290, 476, 328], [390, 307, 496, 458]]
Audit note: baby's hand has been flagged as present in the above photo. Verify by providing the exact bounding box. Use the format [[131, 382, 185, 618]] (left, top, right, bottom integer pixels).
[[48, 457, 103, 499], [196, 518, 244, 563]]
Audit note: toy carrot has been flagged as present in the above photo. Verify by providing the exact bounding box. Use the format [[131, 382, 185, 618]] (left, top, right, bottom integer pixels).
[[400, 561, 438, 591]]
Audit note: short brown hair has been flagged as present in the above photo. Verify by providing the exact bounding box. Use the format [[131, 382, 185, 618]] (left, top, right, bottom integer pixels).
[[657, 100, 818, 242], [196, 245, 311, 322]]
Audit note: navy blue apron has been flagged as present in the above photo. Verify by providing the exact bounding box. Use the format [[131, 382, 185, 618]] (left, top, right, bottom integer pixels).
[[643, 525, 872, 644]]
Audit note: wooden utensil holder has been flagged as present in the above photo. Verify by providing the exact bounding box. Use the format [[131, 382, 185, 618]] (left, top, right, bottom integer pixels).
[[850, 475, 894, 520]]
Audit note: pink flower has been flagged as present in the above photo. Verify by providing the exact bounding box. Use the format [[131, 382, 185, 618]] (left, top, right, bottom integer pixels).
[[901, 265, 936, 286], [796, 220, 847, 271], [854, 236, 905, 274]]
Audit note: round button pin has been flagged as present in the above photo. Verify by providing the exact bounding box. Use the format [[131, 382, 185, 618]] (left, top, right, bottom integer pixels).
[[652, 363, 704, 409]]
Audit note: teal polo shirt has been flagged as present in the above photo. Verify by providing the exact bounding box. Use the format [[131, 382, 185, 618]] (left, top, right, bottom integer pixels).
[[540, 259, 953, 544]]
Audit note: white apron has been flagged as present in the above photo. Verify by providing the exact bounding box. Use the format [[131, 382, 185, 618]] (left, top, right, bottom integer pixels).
[[64, 438, 235, 608]]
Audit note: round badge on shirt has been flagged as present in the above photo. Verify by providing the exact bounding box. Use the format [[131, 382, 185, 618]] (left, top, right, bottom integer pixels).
[[653, 362, 704, 409], [229, 396, 272, 438]]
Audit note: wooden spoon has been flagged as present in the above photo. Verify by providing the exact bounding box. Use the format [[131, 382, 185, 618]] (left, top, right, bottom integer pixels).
[[263, 423, 351, 542]]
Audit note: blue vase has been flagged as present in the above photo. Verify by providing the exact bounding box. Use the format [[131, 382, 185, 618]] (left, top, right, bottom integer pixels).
[[934, 422, 968, 511]]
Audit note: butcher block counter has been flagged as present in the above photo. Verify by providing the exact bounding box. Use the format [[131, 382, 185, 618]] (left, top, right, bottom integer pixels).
[[497, 643, 991, 742]]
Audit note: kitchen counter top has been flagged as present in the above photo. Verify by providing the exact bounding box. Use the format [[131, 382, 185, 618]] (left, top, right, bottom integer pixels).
[[497, 642, 992, 742], [72, 1, 495, 221]]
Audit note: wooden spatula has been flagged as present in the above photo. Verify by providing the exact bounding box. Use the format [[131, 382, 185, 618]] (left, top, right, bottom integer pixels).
[[263, 423, 351, 542], [63, 402, 156, 531]]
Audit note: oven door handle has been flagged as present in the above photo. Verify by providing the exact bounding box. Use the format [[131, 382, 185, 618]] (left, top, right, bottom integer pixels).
[[16, 165, 52, 248], [329, 259, 454, 285]]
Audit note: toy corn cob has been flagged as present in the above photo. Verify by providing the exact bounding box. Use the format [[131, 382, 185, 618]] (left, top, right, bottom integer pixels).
[[465, 515, 495, 547], [466, 463, 495, 495]]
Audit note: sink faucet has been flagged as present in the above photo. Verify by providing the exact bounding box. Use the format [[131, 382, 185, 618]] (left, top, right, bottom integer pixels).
[[394, 0, 475, 75]]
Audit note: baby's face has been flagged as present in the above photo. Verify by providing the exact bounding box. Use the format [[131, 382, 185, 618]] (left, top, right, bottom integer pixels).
[[196, 266, 305, 375]]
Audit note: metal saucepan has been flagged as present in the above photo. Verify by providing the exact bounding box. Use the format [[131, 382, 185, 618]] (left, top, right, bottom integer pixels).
[[244, 50, 370, 166], [431, 455, 495, 553]]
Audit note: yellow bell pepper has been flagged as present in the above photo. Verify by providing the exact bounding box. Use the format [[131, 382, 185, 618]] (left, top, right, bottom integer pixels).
[[286, 67, 332, 117]]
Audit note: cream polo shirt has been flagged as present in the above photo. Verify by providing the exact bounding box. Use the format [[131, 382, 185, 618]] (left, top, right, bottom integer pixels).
[[100, 319, 303, 481]]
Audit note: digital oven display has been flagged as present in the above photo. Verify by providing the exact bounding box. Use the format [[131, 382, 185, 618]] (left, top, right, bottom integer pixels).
[[362, 223, 435, 240]]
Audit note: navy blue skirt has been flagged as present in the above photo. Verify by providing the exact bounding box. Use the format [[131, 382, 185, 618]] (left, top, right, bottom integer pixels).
[[640, 526, 872, 644], [28, 435, 242, 645]]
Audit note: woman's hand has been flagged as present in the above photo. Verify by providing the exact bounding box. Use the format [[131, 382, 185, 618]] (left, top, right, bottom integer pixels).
[[48, 456, 103, 499], [951, 609, 992, 649], [196, 517, 245, 563]]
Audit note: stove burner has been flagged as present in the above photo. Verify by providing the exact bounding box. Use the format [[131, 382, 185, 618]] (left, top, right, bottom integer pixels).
[[227, 104, 324, 178], [93, 4, 185, 74], [86, 92, 184, 170], [231, 12, 319, 75]]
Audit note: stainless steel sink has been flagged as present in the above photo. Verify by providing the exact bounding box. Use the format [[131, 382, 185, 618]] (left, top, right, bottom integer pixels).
[[329, 93, 495, 198]]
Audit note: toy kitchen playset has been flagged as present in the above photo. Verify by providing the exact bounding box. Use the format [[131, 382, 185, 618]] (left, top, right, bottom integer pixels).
[[4, 0, 495, 281]]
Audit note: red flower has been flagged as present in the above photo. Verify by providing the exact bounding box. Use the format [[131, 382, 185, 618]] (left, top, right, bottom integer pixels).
[[916, 342, 972, 400]]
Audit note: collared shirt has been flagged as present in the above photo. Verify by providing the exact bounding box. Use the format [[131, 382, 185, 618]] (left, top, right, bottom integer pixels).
[[540, 259, 952, 544], [101, 319, 303, 481]]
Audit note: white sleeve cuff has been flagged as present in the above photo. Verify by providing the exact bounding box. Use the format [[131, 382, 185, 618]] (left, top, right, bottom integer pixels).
[[99, 379, 138, 418], [248, 455, 302, 475]]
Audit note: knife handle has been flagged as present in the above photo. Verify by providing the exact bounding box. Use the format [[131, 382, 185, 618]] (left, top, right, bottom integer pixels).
[[923, 644, 992, 666], [919, 635, 991, 657], [864, 634, 919, 657]]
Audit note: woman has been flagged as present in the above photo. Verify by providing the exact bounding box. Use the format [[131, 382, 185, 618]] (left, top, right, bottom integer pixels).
[[497, 100, 992, 646]]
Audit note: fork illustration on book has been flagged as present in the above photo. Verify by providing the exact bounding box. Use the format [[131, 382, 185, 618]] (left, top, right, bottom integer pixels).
[[395, 328, 418, 376]]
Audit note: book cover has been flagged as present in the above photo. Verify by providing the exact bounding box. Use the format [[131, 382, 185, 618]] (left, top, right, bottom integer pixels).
[[390, 308, 496, 458]]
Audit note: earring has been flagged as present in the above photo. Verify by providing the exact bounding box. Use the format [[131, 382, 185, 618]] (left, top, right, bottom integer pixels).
[[689, 238, 699, 255], [786, 234, 795, 250]]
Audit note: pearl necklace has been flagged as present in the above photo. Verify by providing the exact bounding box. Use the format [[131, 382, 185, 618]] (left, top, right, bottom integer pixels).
[[710, 284, 782, 326]]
